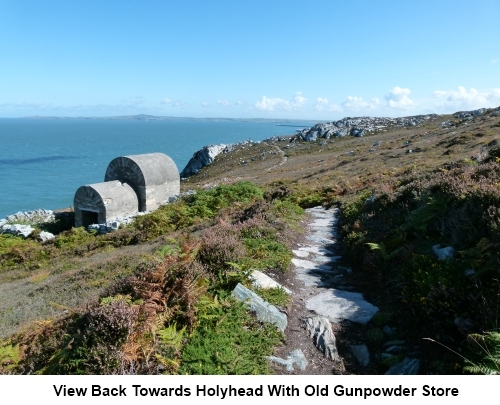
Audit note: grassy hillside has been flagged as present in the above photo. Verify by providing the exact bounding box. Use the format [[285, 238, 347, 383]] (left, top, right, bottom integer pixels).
[[1, 106, 500, 374]]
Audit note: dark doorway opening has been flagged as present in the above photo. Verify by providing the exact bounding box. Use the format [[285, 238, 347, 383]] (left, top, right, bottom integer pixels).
[[81, 210, 99, 227]]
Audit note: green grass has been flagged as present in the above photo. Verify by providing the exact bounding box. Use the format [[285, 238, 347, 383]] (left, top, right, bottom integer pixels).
[[247, 286, 291, 307]]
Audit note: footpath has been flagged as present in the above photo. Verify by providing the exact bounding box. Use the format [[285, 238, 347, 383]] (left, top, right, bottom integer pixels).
[[251, 207, 420, 375]]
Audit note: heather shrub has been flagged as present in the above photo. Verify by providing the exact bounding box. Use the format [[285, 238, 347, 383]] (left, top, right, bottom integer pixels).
[[197, 224, 246, 281], [134, 182, 264, 240], [29, 298, 139, 375], [80, 299, 138, 374], [340, 159, 500, 362]]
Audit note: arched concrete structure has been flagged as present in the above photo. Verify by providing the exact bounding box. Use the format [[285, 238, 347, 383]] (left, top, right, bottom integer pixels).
[[74, 181, 138, 228], [104, 153, 180, 212]]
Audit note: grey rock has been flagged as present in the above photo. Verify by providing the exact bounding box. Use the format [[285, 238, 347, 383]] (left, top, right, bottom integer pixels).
[[1, 224, 35, 238], [384, 339, 406, 347], [4, 209, 55, 225], [232, 283, 287, 332], [306, 289, 379, 324], [305, 131, 319, 142], [268, 349, 308, 371], [168, 189, 197, 203], [298, 246, 335, 256], [180, 144, 227, 177], [305, 315, 340, 361], [250, 270, 291, 294], [432, 245, 455, 260], [385, 357, 420, 375], [292, 249, 310, 258], [350, 344, 370, 367], [87, 224, 100, 232], [385, 345, 406, 353], [334, 129, 349, 137], [39, 231, 55, 242], [364, 195, 376, 206]]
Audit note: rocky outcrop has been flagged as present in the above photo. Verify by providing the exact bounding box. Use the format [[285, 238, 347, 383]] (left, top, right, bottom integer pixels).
[[350, 344, 370, 367], [296, 114, 437, 142], [180, 140, 256, 178], [2, 209, 55, 225], [87, 213, 145, 234], [180, 144, 227, 178], [0, 209, 57, 239], [0, 224, 35, 238]]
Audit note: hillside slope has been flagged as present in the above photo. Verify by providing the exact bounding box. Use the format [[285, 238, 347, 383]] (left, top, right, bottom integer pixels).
[[1, 106, 500, 375]]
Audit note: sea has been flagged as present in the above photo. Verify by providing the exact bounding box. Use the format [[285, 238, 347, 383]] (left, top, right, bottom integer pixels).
[[0, 118, 315, 218]]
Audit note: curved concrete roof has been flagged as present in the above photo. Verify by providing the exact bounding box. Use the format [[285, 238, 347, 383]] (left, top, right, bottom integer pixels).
[[104, 153, 179, 186], [73, 181, 138, 227]]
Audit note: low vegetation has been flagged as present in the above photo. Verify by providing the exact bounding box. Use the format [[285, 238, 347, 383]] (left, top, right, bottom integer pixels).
[[1, 107, 500, 374], [0, 182, 301, 374]]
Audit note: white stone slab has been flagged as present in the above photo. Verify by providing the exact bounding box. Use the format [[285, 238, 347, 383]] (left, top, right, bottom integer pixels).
[[298, 246, 336, 256], [306, 289, 379, 324], [250, 270, 291, 294], [306, 235, 335, 244], [292, 258, 332, 272], [292, 249, 310, 258]]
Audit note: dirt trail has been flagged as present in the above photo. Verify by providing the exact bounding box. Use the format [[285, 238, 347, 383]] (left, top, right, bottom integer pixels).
[[264, 143, 287, 171]]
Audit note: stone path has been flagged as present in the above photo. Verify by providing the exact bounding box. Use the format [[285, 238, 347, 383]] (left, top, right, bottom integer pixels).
[[236, 206, 419, 374], [265, 206, 380, 374], [296, 207, 378, 325]]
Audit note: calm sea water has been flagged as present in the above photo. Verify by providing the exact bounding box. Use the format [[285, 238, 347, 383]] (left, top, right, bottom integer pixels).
[[0, 118, 313, 218]]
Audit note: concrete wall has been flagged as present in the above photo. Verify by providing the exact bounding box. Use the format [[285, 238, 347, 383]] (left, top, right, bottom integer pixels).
[[74, 181, 138, 228], [104, 153, 180, 212]]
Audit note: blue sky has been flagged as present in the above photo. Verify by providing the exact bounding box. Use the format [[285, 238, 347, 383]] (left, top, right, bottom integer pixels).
[[1, 0, 499, 119]]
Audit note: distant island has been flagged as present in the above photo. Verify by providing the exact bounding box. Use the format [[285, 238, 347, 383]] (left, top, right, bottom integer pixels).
[[21, 114, 321, 124]]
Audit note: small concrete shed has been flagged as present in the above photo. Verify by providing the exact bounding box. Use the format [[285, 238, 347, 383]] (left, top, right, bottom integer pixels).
[[104, 153, 180, 212], [74, 181, 138, 228]]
